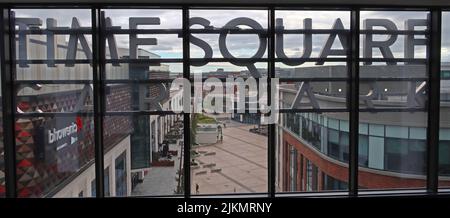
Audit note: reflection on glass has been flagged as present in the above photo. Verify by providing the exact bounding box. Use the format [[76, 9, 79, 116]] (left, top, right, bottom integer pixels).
[[105, 82, 182, 112], [275, 62, 348, 78], [359, 63, 427, 111], [279, 81, 348, 110]]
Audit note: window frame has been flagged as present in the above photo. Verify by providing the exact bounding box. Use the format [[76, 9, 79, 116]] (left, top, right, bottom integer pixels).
[[0, 4, 445, 198]]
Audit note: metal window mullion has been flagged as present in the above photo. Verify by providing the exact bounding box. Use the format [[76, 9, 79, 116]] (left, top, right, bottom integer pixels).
[[268, 7, 276, 198], [426, 9, 441, 194], [182, 6, 191, 198], [349, 9, 360, 197], [92, 8, 105, 198], [1, 8, 17, 198]]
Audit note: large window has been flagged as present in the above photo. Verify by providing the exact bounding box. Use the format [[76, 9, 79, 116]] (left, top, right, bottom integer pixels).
[[275, 9, 350, 194], [276, 112, 349, 192], [12, 9, 95, 197], [358, 11, 429, 190], [189, 9, 269, 195], [101, 8, 184, 197], [0, 6, 448, 198]]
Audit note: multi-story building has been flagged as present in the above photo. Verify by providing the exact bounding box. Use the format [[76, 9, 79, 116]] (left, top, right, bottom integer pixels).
[[276, 64, 450, 192], [0, 31, 183, 197]]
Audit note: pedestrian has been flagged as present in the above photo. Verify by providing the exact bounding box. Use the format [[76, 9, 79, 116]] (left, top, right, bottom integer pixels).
[[196, 183, 200, 194]]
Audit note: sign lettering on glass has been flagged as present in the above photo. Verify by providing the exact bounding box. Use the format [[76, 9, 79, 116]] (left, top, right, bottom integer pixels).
[[14, 15, 428, 111]]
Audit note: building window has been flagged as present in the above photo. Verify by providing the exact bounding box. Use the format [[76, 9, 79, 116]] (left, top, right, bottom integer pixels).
[[306, 159, 318, 191], [91, 179, 96, 197], [12, 8, 95, 198], [359, 135, 369, 167], [104, 168, 110, 197], [289, 145, 298, 191], [115, 152, 127, 197], [328, 129, 341, 159], [385, 138, 426, 174], [323, 174, 347, 191]]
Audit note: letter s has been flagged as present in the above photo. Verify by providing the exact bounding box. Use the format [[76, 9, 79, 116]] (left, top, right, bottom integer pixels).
[[189, 17, 213, 66]]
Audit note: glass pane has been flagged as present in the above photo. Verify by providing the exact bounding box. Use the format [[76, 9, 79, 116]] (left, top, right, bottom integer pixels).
[[189, 9, 268, 59], [104, 114, 184, 196], [276, 62, 347, 79], [191, 113, 267, 195], [440, 12, 450, 189], [102, 9, 182, 59], [105, 62, 183, 80], [279, 81, 348, 110], [276, 112, 349, 192], [15, 114, 95, 197], [359, 112, 427, 189], [105, 82, 183, 112], [13, 9, 96, 198], [358, 11, 429, 191], [275, 10, 350, 59], [359, 11, 429, 111], [191, 62, 267, 79], [360, 11, 429, 60]]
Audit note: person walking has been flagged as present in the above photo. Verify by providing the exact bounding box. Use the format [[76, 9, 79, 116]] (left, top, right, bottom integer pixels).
[[196, 183, 200, 194]]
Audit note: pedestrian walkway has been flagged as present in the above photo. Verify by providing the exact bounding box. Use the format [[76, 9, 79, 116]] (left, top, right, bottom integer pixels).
[[131, 143, 182, 196]]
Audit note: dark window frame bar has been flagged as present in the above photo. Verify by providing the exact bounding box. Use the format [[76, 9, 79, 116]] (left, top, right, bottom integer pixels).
[[268, 6, 275, 197], [1, 7, 16, 198], [92, 7, 106, 198], [0, 4, 447, 198], [182, 6, 190, 198], [426, 9, 441, 194], [349, 9, 360, 196]]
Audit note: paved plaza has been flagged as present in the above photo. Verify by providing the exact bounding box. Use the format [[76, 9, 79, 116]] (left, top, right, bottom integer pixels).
[[131, 143, 183, 196], [191, 121, 268, 195], [130, 119, 267, 196]]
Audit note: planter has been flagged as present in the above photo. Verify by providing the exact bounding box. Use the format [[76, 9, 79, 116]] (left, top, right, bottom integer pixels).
[[152, 160, 175, 167], [168, 150, 178, 156]]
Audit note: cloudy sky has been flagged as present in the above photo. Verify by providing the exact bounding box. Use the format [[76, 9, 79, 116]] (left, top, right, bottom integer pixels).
[[13, 9, 448, 74]]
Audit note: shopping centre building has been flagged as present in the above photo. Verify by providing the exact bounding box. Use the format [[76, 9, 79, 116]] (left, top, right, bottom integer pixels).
[[276, 64, 450, 191], [0, 28, 184, 197]]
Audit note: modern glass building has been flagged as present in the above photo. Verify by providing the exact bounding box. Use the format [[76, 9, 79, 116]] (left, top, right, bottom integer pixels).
[[0, 0, 450, 198]]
